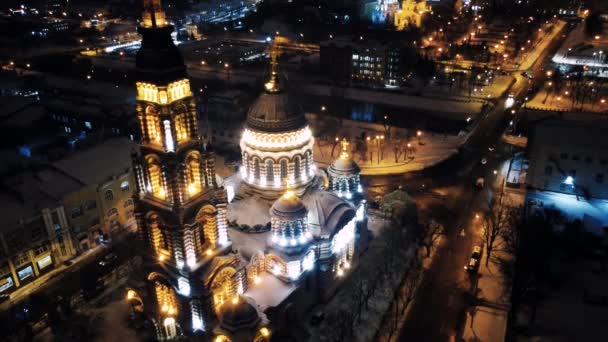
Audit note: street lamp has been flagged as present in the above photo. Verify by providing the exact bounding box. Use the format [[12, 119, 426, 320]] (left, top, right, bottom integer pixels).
[[224, 63, 230, 82]]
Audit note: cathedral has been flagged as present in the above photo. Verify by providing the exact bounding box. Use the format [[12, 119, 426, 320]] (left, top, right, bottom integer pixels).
[[128, 1, 369, 341]]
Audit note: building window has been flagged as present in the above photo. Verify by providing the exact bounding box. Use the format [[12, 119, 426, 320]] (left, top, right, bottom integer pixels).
[[544, 166, 553, 175], [107, 208, 118, 218], [104, 190, 114, 201], [121, 181, 130, 192], [84, 200, 97, 211], [71, 206, 83, 218], [13, 253, 29, 266], [34, 244, 49, 256]]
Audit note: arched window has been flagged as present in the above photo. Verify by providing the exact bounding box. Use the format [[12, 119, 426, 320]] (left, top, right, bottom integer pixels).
[[280, 159, 288, 184], [107, 207, 118, 217], [253, 158, 261, 180], [305, 151, 312, 175], [294, 156, 301, 180], [147, 157, 165, 199], [124, 199, 134, 208], [266, 160, 274, 182], [211, 268, 236, 313], [104, 190, 114, 201], [186, 153, 202, 196], [145, 105, 161, 145]]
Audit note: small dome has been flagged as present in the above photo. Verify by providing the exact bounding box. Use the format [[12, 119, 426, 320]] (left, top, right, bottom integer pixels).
[[329, 155, 361, 177], [220, 299, 260, 334], [246, 91, 307, 133], [270, 191, 307, 220]]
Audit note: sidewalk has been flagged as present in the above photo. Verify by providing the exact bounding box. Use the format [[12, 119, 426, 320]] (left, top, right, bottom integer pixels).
[[462, 168, 515, 342], [0, 246, 105, 312]]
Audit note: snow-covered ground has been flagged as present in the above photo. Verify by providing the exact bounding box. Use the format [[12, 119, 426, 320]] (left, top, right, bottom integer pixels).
[[307, 216, 416, 342], [309, 114, 468, 176]]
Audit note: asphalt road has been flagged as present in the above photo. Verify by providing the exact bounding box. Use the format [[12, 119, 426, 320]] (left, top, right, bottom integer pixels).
[[392, 21, 568, 342]]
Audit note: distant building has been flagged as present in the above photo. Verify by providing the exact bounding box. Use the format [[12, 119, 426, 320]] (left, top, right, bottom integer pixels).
[[320, 37, 404, 87], [30, 18, 71, 38], [526, 117, 608, 233], [52, 138, 137, 250], [0, 168, 78, 295], [394, 0, 429, 30]]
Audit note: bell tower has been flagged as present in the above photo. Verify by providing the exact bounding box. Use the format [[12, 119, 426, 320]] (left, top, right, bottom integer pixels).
[[131, 0, 232, 338]]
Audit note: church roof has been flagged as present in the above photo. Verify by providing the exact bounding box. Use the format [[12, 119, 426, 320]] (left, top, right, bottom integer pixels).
[[245, 49, 307, 133], [328, 155, 361, 177], [219, 299, 261, 334], [303, 191, 355, 237], [270, 191, 307, 220], [246, 90, 307, 133]]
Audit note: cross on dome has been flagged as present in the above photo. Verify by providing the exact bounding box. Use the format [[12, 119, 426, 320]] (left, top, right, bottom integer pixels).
[[264, 42, 281, 93]]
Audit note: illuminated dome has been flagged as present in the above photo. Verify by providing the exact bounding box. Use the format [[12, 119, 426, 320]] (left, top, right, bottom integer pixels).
[[240, 46, 315, 199], [327, 139, 362, 199], [220, 299, 260, 333], [270, 191, 307, 220], [246, 91, 307, 133], [269, 191, 311, 248], [214, 297, 270, 342], [329, 155, 361, 177]]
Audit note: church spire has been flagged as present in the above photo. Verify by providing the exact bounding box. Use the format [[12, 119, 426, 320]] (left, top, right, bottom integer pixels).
[[142, 0, 167, 28]]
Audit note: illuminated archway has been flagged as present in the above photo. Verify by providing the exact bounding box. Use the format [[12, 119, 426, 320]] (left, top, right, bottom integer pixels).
[[209, 267, 237, 314], [146, 155, 165, 199], [145, 105, 161, 145], [185, 151, 202, 197]]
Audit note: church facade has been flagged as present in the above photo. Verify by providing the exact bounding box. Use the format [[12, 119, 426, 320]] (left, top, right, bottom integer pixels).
[[128, 2, 369, 341]]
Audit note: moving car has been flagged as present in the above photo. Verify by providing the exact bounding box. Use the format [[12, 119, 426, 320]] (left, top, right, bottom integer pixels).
[[471, 246, 482, 259], [465, 258, 479, 273]]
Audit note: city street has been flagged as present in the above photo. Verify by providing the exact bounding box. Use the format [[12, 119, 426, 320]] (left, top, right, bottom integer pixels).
[[374, 20, 569, 342]]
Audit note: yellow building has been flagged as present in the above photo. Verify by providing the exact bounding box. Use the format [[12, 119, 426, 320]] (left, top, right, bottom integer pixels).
[[0, 169, 78, 295], [394, 0, 429, 30], [53, 138, 137, 251]]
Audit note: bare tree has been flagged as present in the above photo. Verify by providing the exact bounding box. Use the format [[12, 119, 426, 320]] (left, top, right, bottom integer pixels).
[[483, 193, 518, 266], [420, 220, 445, 257]]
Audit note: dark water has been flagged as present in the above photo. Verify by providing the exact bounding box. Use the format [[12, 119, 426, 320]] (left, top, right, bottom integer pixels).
[[300, 94, 468, 135]]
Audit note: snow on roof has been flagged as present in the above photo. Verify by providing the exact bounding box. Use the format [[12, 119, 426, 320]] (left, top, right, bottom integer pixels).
[[53, 138, 135, 185], [227, 195, 271, 226], [244, 273, 297, 311], [302, 190, 355, 237], [228, 228, 269, 261], [0, 167, 82, 228]]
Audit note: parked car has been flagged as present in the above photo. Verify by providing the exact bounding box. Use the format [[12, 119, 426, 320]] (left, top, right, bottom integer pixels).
[[98, 253, 118, 267], [465, 258, 479, 273], [471, 246, 482, 259]]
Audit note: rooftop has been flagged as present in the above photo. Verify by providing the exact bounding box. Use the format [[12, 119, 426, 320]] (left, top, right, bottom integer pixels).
[[0, 167, 82, 228], [53, 138, 136, 185]]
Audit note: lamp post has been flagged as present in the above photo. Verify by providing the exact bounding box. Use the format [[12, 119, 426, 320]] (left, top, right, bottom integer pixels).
[[224, 63, 230, 82]]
